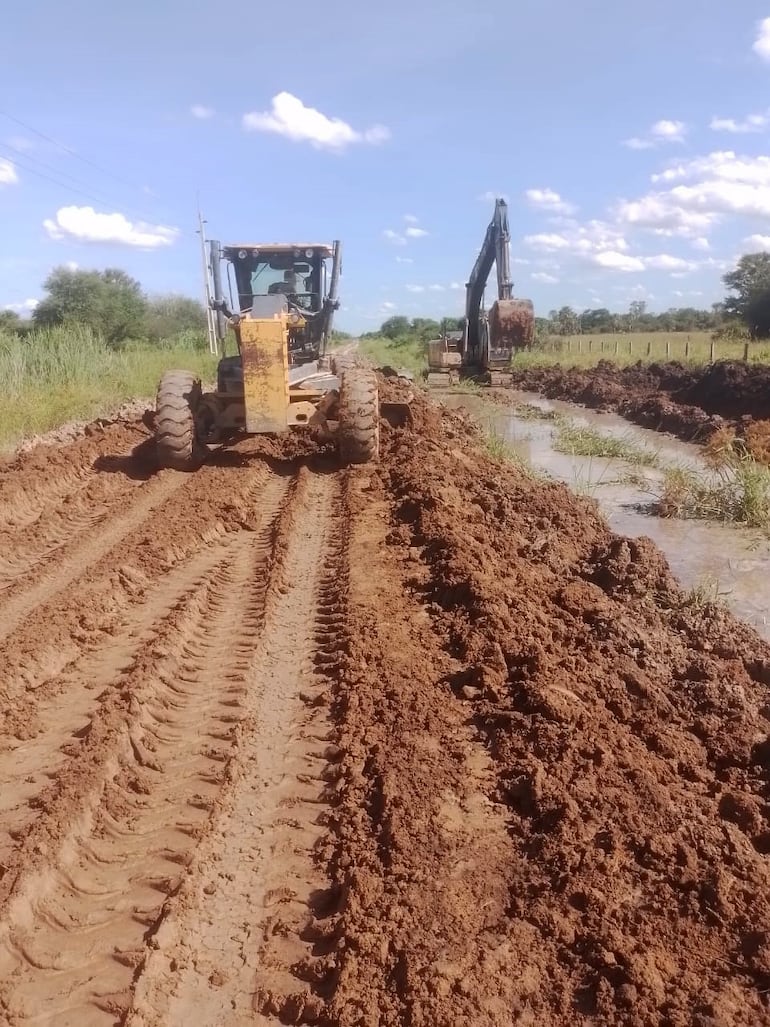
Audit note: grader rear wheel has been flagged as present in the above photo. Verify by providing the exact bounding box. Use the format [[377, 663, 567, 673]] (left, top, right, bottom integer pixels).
[[338, 368, 380, 465], [155, 369, 204, 471]]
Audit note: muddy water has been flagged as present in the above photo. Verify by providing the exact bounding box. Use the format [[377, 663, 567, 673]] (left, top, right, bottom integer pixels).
[[440, 389, 770, 641]]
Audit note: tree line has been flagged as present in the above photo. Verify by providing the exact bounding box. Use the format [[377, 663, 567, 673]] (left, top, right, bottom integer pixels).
[[0, 266, 208, 347], [368, 251, 770, 342]]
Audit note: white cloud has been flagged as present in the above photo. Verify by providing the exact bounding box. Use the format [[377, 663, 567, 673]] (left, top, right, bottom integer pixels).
[[623, 119, 686, 150], [0, 159, 18, 186], [395, 256, 413, 263], [478, 190, 509, 202], [593, 251, 645, 272], [745, 234, 770, 251], [644, 254, 696, 272], [619, 152, 770, 241], [43, 206, 179, 248], [190, 104, 215, 119], [406, 284, 425, 293], [525, 187, 576, 215], [710, 111, 770, 134], [427, 283, 444, 291], [5, 136, 34, 152], [524, 233, 572, 251], [531, 271, 559, 284], [692, 236, 710, 251], [449, 282, 464, 290], [4, 298, 38, 313], [753, 17, 770, 61], [243, 92, 389, 151], [381, 301, 396, 310], [65, 260, 79, 271], [652, 119, 686, 141], [384, 216, 429, 245]]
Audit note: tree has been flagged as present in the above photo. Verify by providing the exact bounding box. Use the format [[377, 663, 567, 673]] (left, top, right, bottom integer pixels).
[[723, 252, 770, 337], [0, 309, 21, 332], [380, 315, 410, 339], [144, 292, 207, 342], [34, 266, 147, 347]]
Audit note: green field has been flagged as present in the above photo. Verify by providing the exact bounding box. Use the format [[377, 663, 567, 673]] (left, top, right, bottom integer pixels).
[[1, 325, 218, 452], [360, 330, 770, 376]]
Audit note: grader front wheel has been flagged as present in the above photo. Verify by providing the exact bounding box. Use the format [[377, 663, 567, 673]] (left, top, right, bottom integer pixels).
[[155, 369, 204, 471], [338, 368, 380, 465]]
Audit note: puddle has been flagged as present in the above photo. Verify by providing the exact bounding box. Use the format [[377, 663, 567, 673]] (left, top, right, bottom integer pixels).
[[439, 389, 770, 641]]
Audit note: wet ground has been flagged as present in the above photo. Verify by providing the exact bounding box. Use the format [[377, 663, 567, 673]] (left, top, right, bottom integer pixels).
[[440, 389, 770, 641]]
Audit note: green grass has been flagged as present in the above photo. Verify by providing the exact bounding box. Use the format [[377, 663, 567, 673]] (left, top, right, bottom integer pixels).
[[358, 334, 425, 377], [524, 331, 770, 368], [554, 421, 661, 466], [1, 325, 218, 451], [361, 329, 770, 378], [653, 451, 770, 529]]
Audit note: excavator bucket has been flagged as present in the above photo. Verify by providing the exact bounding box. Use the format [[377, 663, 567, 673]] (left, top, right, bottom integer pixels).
[[487, 298, 535, 384]]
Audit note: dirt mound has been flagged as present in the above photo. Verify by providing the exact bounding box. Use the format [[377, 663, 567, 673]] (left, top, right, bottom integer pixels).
[[322, 390, 770, 1025], [506, 359, 770, 449], [0, 386, 769, 1023]]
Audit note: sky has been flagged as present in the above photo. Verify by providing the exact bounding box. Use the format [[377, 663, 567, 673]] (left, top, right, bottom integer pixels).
[[3, 1, 770, 332]]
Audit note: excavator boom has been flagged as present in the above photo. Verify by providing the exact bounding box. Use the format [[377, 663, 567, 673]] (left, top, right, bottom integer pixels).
[[426, 198, 534, 385]]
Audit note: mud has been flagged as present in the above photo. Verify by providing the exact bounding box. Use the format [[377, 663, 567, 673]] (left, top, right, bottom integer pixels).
[[0, 383, 769, 1024], [505, 359, 770, 452]]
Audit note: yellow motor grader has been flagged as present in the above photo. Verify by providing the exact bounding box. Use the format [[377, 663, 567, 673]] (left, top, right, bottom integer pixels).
[[426, 197, 535, 386], [153, 238, 409, 470]]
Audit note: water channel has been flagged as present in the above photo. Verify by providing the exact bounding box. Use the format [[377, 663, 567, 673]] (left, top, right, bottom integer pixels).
[[438, 389, 770, 642]]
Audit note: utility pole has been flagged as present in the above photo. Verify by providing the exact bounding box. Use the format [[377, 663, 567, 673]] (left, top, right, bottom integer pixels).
[[196, 204, 218, 355]]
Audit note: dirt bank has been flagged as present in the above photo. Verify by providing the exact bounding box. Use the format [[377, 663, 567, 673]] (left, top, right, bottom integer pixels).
[[0, 384, 768, 1024], [505, 359, 770, 451]]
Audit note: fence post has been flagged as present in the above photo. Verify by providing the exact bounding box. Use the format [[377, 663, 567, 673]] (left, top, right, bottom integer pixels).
[[646, 340, 652, 357], [578, 338, 583, 355], [568, 338, 572, 353], [685, 339, 690, 359], [710, 339, 715, 363], [588, 339, 593, 353], [666, 339, 671, 359], [744, 341, 750, 362], [614, 339, 619, 356], [601, 339, 605, 353]]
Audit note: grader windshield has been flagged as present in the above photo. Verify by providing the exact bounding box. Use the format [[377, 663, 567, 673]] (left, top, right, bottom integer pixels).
[[224, 245, 332, 316]]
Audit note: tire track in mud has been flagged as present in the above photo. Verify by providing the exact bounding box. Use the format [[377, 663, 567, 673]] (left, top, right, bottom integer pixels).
[[126, 468, 343, 1026], [0, 468, 299, 1026], [0, 470, 189, 644], [0, 456, 277, 704], [0, 471, 290, 868]]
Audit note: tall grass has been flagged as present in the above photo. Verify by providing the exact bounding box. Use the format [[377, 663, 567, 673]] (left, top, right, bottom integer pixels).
[[0, 325, 217, 451]]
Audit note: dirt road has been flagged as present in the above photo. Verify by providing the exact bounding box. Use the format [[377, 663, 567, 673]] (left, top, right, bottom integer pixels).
[[1, 384, 770, 1024]]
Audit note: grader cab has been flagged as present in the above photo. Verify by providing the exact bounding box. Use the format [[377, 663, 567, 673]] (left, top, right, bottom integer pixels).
[[153, 236, 410, 471]]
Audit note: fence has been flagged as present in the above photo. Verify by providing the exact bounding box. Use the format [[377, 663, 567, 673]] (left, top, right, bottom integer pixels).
[[559, 333, 761, 365]]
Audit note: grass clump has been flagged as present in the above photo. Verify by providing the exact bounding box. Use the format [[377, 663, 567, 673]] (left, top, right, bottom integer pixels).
[[1, 325, 217, 451], [554, 421, 660, 467], [654, 430, 770, 529]]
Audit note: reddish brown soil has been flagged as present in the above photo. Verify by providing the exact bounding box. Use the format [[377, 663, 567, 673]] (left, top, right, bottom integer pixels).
[[0, 388, 769, 1024], [506, 359, 770, 451]]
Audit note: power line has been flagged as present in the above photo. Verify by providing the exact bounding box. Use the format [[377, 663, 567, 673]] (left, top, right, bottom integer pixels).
[[0, 108, 149, 195], [0, 145, 178, 231]]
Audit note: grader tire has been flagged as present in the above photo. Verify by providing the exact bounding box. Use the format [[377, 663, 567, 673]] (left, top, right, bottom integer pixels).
[[155, 369, 203, 471], [338, 368, 380, 465]]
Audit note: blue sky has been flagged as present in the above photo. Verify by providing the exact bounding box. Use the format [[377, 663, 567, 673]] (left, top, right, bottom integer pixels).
[[3, 1, 770, 332]]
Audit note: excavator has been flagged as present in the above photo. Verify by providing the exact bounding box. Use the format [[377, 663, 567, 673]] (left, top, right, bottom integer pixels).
[[426, 197, 535, 386], [151, 236, 410, 471]]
